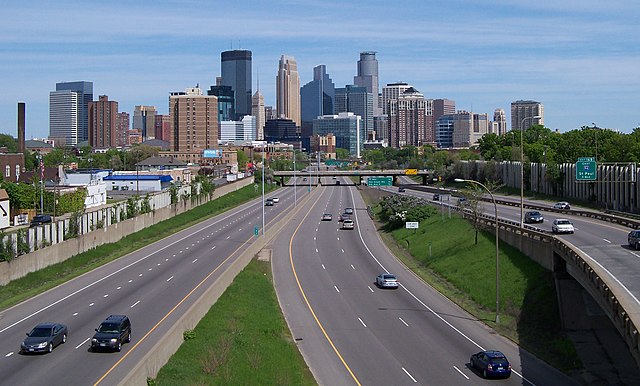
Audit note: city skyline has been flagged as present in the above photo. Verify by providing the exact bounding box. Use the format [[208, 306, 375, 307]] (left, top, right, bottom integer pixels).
[[1, 0, 639, 140]]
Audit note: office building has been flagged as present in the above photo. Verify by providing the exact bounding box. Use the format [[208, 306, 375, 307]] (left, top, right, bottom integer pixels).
[[89, 95, 118, 148], [276, 55, 301, 126], [221, 50, 252, 119], [432, 98, 456, 123], [335, 85, 373, 140], [155, 114, 170, 141], [354, 52, 380, 115], [388, 87, 429, 148], [251, 90, 265, 140], [264, 118, 299, 144], [435, 115, 455, 148], [207, 85, 235, 127], [133, 105, 157, 140], [301, 64, 335, 123], [49, 81, 93, 146], [313, 112, 363, 158], [116, 112, 129, 147], [452, 111, 489, 148], [310, 133, 336, 159], [511, 100, 544, 130], [169, 87, 218, 162], [492, 108, 507, 135], [220, 115, 256, 144], [373, 115, 388, 142], [382, 82, 412, 115]]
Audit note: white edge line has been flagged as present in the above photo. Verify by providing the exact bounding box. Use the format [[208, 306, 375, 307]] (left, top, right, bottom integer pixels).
[[368, 286, 374, 292], [399, 317, 409, 326], [166, 276, 174, 282], [402, 367, 417, 383], [130, 300, 140, 308], [334, 285, 340, 293], [358, 317, 367, 327]]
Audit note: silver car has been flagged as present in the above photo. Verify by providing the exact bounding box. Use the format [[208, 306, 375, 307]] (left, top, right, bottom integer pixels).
[[376, 274, 399, 289], [552, 219, 574, 234]]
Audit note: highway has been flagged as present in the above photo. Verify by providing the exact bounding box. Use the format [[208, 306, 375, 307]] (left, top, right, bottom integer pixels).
[[272, 176, 577, 385], [0, 179, 311, 386]]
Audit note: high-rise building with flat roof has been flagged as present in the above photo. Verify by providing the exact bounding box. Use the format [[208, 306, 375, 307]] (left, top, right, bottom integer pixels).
[[452, 111, 489, 148], [50, 81, 93, 146], [432, 98, 456, 123], [382, 82, 412, 116], [169, 87, 218, 161], [335, 85, 373, 140], [354, 52, 380, 115], [155, 114, 170, 141], [511, 100, 544, 130], [276, 55, 301, 126], [252, 90, 265, 140], [133, 105, 157, 141], [116, 112, 129, 147], [313, 112, 363, 158], [89, 95, 118, 148], [492, 108, 507, 135], [221, 50, 252, 119], [301, 64, 335, 123]]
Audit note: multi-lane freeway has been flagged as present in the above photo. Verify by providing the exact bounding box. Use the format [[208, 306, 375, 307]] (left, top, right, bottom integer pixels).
[[272, 176, 577, 385], [0, 179, 311, 385]]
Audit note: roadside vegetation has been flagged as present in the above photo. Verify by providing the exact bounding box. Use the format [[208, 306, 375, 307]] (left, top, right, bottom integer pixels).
[[361, 189, 582, 373], [0, 182, 276, 311], [151, 259, 315, 386]]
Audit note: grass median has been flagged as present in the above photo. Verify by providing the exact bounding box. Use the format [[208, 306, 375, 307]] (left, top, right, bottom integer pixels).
[[151, 259, 315, 385], [359, 188, 581, 373], [0, 183, 277, 311]]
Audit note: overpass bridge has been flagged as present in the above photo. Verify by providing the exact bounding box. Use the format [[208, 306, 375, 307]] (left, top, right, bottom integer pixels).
[[273, 169, 434, 186]]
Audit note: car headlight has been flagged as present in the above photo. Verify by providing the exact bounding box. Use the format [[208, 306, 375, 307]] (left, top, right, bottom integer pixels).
[[92, 338, 98, 343], [110, 338, 118, 343], [37, 342, 48, 348]]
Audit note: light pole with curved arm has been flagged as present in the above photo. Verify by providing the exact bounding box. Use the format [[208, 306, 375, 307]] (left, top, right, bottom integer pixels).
[[520, 115, 542, 228], [455, 178, 500, 323]]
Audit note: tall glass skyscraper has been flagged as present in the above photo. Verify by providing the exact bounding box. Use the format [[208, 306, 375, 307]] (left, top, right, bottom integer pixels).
[[300, 65, 335, 123], [334, 85, 373, 140], [221, 50, 252, 119], [276, 55, 301, 127], [313, 112, 363, 158], [354, 52, 380, 115], [50, 81, 93, 146]]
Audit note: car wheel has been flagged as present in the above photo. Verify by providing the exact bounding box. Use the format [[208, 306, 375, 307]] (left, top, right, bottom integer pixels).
[[47, 343, 53, 353], [126, 332, 131, 343], [116, 341, 122, 352], [62, 333, 67, 344]]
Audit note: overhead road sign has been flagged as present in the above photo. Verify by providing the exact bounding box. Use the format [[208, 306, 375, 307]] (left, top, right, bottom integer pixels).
[[405, 169, 418, 175], [576, 157, 596, 181], [367, 176, 393, 187]]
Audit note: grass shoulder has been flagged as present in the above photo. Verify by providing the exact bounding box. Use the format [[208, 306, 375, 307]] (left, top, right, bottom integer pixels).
[[152, 259, 315, 385]]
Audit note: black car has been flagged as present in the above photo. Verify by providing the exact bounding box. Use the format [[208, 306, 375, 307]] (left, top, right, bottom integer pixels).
[[470, 350, 512, 378], [628, 230, 640, 250], [30, 214, 52, 227], [21, 322, 67, 354], [265, 198, 274, 206], [524, 211, 544, 224], [91, 315, 131, 352], [398, 187, 406, 192], [433, 193, 440, 201]]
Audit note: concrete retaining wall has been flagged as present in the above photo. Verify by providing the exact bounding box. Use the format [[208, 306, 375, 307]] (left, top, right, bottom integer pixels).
[[0, 178, 254, 285]]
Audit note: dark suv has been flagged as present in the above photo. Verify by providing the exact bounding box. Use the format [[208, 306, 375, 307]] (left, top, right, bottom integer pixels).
[[629, 230, 640, 250], [524, 211, 544, 224], [91, 315, 131, 352], [30, 214, 52, 227]]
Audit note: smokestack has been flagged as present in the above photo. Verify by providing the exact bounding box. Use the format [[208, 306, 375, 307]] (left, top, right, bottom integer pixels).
[[17, 102, 25, 154]]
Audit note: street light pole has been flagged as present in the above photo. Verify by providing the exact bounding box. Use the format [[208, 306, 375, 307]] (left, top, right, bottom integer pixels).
[[293, 148, 297, 207], [455, 178, 500, 323], [262, 143, 265, 236], [520, 115, 542, 228]]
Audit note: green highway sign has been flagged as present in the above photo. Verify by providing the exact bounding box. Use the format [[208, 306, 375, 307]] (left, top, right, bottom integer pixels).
[[576, 157, 596, 181], [368, 176, 393, 187]]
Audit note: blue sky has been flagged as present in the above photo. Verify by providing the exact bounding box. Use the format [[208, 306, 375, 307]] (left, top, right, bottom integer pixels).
[[1, 0, 639, 140]]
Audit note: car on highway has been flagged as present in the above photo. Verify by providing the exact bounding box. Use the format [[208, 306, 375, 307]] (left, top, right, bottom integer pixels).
[[272, 197, 280, 203], [524, 211, 544, 224], [21, 322, 67, 354], [342, 219, 354, 230], [339, 214, 351, 222], [433, 193, 440, 201], [344, 207, 354, 215], [335, 180, 341, 185], [628, 230, 640, 250], [265, 198, 274, 206], [91, 315, 131, 352], [398, 187, 406, 192], [553, 201, 571, 210], [321, 213, 333, 221], [552, 218, 575, 234], [469, 350, 512, 378], [375, 273, 399, 289]]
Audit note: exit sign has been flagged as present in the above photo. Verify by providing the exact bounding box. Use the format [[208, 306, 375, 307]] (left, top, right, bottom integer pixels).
[[576, 157, 596, 181], [368, 177, 393, 187]]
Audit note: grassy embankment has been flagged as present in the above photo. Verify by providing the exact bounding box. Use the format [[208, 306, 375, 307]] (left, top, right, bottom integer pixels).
[[151, 259, 315, 385], [360, 188, 581, 372], [0, 183, 276, 311]]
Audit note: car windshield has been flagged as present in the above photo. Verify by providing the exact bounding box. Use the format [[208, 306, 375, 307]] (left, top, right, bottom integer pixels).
[[490, 357, 509, 366], [383, 275, 396, 281], [528, 212, 540, 216], [98, 322, 120, 333], [557, 220, 571, 225], [29, 327, 52, 337]]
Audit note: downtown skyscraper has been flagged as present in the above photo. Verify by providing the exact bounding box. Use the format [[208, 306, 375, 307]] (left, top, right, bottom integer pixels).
[[221, 50, 252, 119], [300, 65, 335, 124], [276, 55, 301, 127], [354, 52, 380, 116], [89, 95, 118, 148], [49, 81, 93, 146]]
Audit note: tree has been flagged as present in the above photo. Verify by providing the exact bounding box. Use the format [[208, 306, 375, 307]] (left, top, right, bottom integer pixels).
[[237, 150, 249, 171], [0, 134, 18, 153], [335, 148, 350, 160]]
